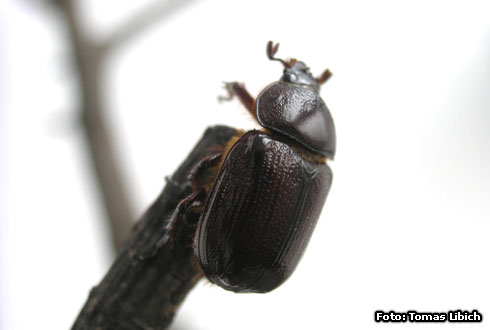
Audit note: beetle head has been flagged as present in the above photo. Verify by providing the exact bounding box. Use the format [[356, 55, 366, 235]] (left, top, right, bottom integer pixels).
[[266, 41, 331, 91], [281, 61, 319, 90]]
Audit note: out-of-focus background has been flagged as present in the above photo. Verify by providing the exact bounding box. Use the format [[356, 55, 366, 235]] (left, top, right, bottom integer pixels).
[[1, 0, 489, 329]]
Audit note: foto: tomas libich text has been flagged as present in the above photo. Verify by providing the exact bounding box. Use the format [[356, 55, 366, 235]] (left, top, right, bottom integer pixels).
[[375, 310, 483, 323]]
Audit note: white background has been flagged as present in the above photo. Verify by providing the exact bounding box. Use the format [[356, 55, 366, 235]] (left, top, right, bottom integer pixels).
[[1, 0, 489, 329]]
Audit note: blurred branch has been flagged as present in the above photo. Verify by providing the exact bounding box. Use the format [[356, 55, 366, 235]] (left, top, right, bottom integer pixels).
[[48, 0, 222, 327], [72, 126, 238, 330], [52, 0, 134, 252], [101, 0, 196, 54], [50, 0, 197, 252]]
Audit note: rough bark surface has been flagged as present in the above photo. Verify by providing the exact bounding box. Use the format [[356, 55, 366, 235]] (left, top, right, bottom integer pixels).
[[72, 125, 238, 330]]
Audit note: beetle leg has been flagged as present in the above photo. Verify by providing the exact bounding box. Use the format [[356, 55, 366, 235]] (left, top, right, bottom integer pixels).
[[163, 152, 225, 248], [135, 153, 224, 260], [187, 153, 223, 191], [218, 82, 257, 121], [155, 189, 207, 249], [164, 175, 180, 188], [315, 69, 332, 85], [135, 189, 207, 260]]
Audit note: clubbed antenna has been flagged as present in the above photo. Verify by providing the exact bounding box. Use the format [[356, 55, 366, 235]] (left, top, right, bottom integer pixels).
[[266, 41, 289, 67]]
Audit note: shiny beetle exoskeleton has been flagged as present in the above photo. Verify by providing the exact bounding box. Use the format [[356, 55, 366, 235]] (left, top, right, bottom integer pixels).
[[193, 41, 336, 293]]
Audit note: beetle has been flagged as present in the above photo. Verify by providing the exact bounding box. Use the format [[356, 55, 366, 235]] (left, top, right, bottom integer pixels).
[[193, 41, 336, 293], [159, 41, 335, 293]]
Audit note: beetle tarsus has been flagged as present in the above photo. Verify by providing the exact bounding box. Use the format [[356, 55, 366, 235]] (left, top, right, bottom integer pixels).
[[218, 81, 257, 120], [217, 82, 235, 103], [164, 175, 180, 188]]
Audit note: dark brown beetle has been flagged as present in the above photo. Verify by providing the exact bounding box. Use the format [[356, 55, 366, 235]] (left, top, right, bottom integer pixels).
[[191, 41, 336, 293]]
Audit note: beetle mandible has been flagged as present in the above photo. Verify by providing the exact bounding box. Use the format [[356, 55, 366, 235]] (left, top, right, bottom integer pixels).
[[166, 41, 336, 293]]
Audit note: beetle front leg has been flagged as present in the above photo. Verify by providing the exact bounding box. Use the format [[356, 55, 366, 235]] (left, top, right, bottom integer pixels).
[[315, 69, 332, 85], [218, 82, 257, 121]]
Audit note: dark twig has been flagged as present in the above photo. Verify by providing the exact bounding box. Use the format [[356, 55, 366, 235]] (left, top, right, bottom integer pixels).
[[71, 126, 238, 330]]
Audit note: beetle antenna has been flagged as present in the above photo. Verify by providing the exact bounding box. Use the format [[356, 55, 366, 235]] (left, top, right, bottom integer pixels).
[[316, 69, 332, 85], [266, 41, 289, 67]]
